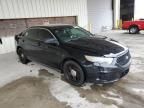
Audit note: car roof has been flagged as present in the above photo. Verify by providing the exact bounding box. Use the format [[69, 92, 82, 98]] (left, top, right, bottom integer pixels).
[[29, 24, 74, 29]]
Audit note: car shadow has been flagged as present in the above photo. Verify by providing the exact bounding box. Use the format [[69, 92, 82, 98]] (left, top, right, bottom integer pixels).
[[120, 32, 144, 37]]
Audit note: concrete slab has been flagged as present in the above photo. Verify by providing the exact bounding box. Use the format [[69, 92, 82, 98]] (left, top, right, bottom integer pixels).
[[0, 30, 144, 108]]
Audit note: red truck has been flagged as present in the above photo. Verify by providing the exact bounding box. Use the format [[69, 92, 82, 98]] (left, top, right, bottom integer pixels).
[[122, 19, 144, 34]]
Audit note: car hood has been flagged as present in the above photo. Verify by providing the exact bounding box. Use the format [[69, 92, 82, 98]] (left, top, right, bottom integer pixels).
[[64, 35, 128, 57]]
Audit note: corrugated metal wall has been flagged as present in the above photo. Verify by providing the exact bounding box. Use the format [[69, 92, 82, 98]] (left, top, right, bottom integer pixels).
[[88, 0, 113, 33], [0, 0, 88, 54], [0, 0, 88, 27]]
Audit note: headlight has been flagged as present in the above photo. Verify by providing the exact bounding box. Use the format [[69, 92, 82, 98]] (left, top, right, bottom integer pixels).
[[85, 55, 114, 65]]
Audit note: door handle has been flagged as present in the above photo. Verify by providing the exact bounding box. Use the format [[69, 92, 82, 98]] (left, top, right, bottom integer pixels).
[[38, 42, 41, 46]]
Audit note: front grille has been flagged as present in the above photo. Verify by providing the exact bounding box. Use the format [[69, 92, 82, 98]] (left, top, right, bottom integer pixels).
[[99, 72, 121, 81], [117, 51, 131, 66]]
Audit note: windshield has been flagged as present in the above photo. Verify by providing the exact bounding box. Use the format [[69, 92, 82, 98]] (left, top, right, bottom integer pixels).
[[50, 26, 93, 42]]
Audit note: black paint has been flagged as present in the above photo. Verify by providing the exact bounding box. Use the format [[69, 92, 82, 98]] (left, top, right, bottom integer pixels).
[[15, 25, 131, 84]]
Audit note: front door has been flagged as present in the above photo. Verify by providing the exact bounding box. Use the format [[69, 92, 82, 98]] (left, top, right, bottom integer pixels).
[[36, 29, 63, 67]]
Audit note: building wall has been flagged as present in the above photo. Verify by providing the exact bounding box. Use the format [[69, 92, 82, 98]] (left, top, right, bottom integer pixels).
[[88, 0, 113, 33], [0, 0, 88, 54], [134, 0, 144, 19], [0, 37, 15, 54], [0, 0, 88, 27]]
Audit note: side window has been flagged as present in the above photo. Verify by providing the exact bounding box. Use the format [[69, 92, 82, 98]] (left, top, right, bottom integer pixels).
[[24, 29, 39, 40], [38, 29, 54, 42]]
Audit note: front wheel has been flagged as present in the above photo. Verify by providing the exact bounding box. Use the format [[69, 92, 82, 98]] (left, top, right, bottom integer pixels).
[[63, 60, 85, 86]]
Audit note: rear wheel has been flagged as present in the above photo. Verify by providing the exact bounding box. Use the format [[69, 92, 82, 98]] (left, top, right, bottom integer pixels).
[[129, 26, 139, 34], [63, 60, 85, 86], [17, 48, 29, 64]]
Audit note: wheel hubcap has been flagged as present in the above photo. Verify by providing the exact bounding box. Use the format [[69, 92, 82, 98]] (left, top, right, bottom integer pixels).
[[21, 53, 24, 58], [19, 50, 25, 61], [70, 69, 77, 77], [66, 65, 81, 82], [130, 28, 136, 33]]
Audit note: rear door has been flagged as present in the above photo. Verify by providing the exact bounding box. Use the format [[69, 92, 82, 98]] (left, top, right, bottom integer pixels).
[[22, 28, 42, 61]]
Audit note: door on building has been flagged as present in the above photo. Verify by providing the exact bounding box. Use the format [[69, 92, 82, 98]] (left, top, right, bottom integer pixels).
[[0, 16, 77, 37], [88, 0, 113, 33], [120, 0, 135, 22], [0, 16, 77, 54]]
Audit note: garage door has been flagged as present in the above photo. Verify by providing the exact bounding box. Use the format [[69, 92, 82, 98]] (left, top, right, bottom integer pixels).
[[0, 16, 77, 54], [88, 0, 113, 33], [0, 16, 77, 37]]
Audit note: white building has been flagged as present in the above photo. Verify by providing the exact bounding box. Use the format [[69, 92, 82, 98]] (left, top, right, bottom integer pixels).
[[134, 0, 144, 19], [0, 0, 118, 54], [88, 0, 113, 33]]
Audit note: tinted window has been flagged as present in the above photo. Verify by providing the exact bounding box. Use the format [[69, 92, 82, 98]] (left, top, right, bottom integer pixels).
[[25, 29, 39, 40], [38, 29, 54, 42], [50, 26, 93, 42]]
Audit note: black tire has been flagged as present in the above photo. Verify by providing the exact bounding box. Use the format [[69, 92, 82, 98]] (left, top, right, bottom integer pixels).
[[17, 48, 29, 64], [63, 60, 85, 86], [129, 26, 139, 34]]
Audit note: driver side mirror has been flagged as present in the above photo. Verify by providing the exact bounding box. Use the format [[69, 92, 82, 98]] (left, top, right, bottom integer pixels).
[[45, 38, 59, 46]]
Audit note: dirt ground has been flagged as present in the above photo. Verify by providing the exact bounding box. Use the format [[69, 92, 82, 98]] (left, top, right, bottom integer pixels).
[[0, 30, 144, 108]]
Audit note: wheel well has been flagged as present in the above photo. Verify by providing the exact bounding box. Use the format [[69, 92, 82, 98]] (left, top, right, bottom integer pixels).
[[60, 58, 86, 81], [61, 58, 79, 70], [61, 58, 85, 73], [129, 25, 139, 30]]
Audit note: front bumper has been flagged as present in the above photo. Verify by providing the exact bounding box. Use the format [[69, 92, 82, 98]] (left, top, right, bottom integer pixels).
[[83, 57, 131, 84]]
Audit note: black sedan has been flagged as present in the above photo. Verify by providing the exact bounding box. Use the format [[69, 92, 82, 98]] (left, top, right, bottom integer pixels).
[[15, 25, 131, 86]]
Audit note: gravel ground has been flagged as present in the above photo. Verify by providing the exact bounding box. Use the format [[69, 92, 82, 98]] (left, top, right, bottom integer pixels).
[[0, 30, 144, 108]]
